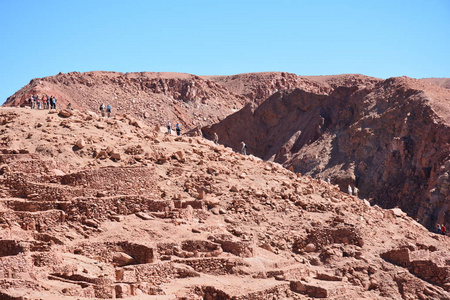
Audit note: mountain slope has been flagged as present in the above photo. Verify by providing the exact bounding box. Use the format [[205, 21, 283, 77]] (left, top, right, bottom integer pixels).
[[203, 76, 450, 231], [0, 107, 448, 299], [203, 72, 381, 104], [4, 71, 248, 129], [421, 77, 450, 89]]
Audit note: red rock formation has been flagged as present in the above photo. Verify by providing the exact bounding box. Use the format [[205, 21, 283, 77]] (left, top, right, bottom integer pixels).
[[204, 72, 381, 103], [203, 76, 450, 231], [4, 71, 248, 128], [3, 71, 449, 231]]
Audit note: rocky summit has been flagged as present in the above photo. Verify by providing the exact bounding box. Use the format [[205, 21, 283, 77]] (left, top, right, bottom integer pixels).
[[1, 72, 449, 299]]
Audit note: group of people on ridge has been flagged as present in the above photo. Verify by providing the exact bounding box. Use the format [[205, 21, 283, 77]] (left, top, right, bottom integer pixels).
[[99, 104, 112, 117], [437, 224, 447, 235], [167, 122, 182, 136], [28, 95, 57, 109]]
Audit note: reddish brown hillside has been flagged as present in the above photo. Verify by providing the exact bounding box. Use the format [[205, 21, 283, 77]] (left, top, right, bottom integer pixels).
[[0, 107, 448, 299], [204, 72, 381, 104], [303, 74, 382, 90], [4, 71, 247, 129], [203, 76, 450, 232], [421, 77, 450, 89]]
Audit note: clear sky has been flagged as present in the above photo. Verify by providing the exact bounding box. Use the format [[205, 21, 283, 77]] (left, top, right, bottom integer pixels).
[[1, 0, 449, 103]]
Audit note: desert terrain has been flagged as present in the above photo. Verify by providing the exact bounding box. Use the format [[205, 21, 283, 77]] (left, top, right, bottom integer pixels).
[[1, 72, 449, 299]]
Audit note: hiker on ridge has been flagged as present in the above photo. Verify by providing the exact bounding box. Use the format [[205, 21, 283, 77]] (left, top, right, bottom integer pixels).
[[99, 103, 106, 117], [106, 104, 112, 117], [214, 132, 219, 144], [241, 141, 247, 155], [176, 123, 181, 136], [167, 121, 172, 134]]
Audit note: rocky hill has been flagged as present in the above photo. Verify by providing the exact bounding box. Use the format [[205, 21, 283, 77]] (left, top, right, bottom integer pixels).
[[203, 76, 450, 232], [0, 107, 448, 299], [4, 71, 248, 129], [4, 72, 449, 231], [203, 72, 381, 103]]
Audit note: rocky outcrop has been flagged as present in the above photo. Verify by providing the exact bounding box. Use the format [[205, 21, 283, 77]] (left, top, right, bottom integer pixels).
[[204, 72, 381, 104], [203, 76, 450, 231]]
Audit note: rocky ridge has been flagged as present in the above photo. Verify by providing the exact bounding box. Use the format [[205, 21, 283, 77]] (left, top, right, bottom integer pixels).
[[203, 76, 450, 232], [0, 107, 448, 299], [4, 71, 248, 129], [203, 72, 381, 104]]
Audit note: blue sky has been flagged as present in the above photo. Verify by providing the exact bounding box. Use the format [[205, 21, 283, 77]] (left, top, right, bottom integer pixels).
[[1, 0, 449, 103]]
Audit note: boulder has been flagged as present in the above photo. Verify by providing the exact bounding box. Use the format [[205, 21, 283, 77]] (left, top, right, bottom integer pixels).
[[136, 212, 154, 220], [97, 150, 109, 159], [51, 169, 66, 176], [113, 252, 134, 266], [385, 208, 407, 218], [110, 150, 121, 160], [304, 243, 316, 252], [130, 119, 144, 128], [58, 109, 73, 117], [230, 186, 239, 192], [75, 138, 86, 149]]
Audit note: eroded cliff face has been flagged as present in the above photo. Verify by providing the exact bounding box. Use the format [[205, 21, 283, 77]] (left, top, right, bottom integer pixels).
[[203, 77, 450, 230]]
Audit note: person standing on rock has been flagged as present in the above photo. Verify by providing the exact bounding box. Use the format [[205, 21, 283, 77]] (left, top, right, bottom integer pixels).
[[353, 186, 359, 196], [437, 224, 441, 234], [214, 132, 219, 144], [106, 104, 112, 117], [348, 185, 353, 196], [441, 224, 446, 235], [241, 141, 247, 155], [167, 121, 172, 134], [99, 103, 106, 117], [176, 123, 181, 136]]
